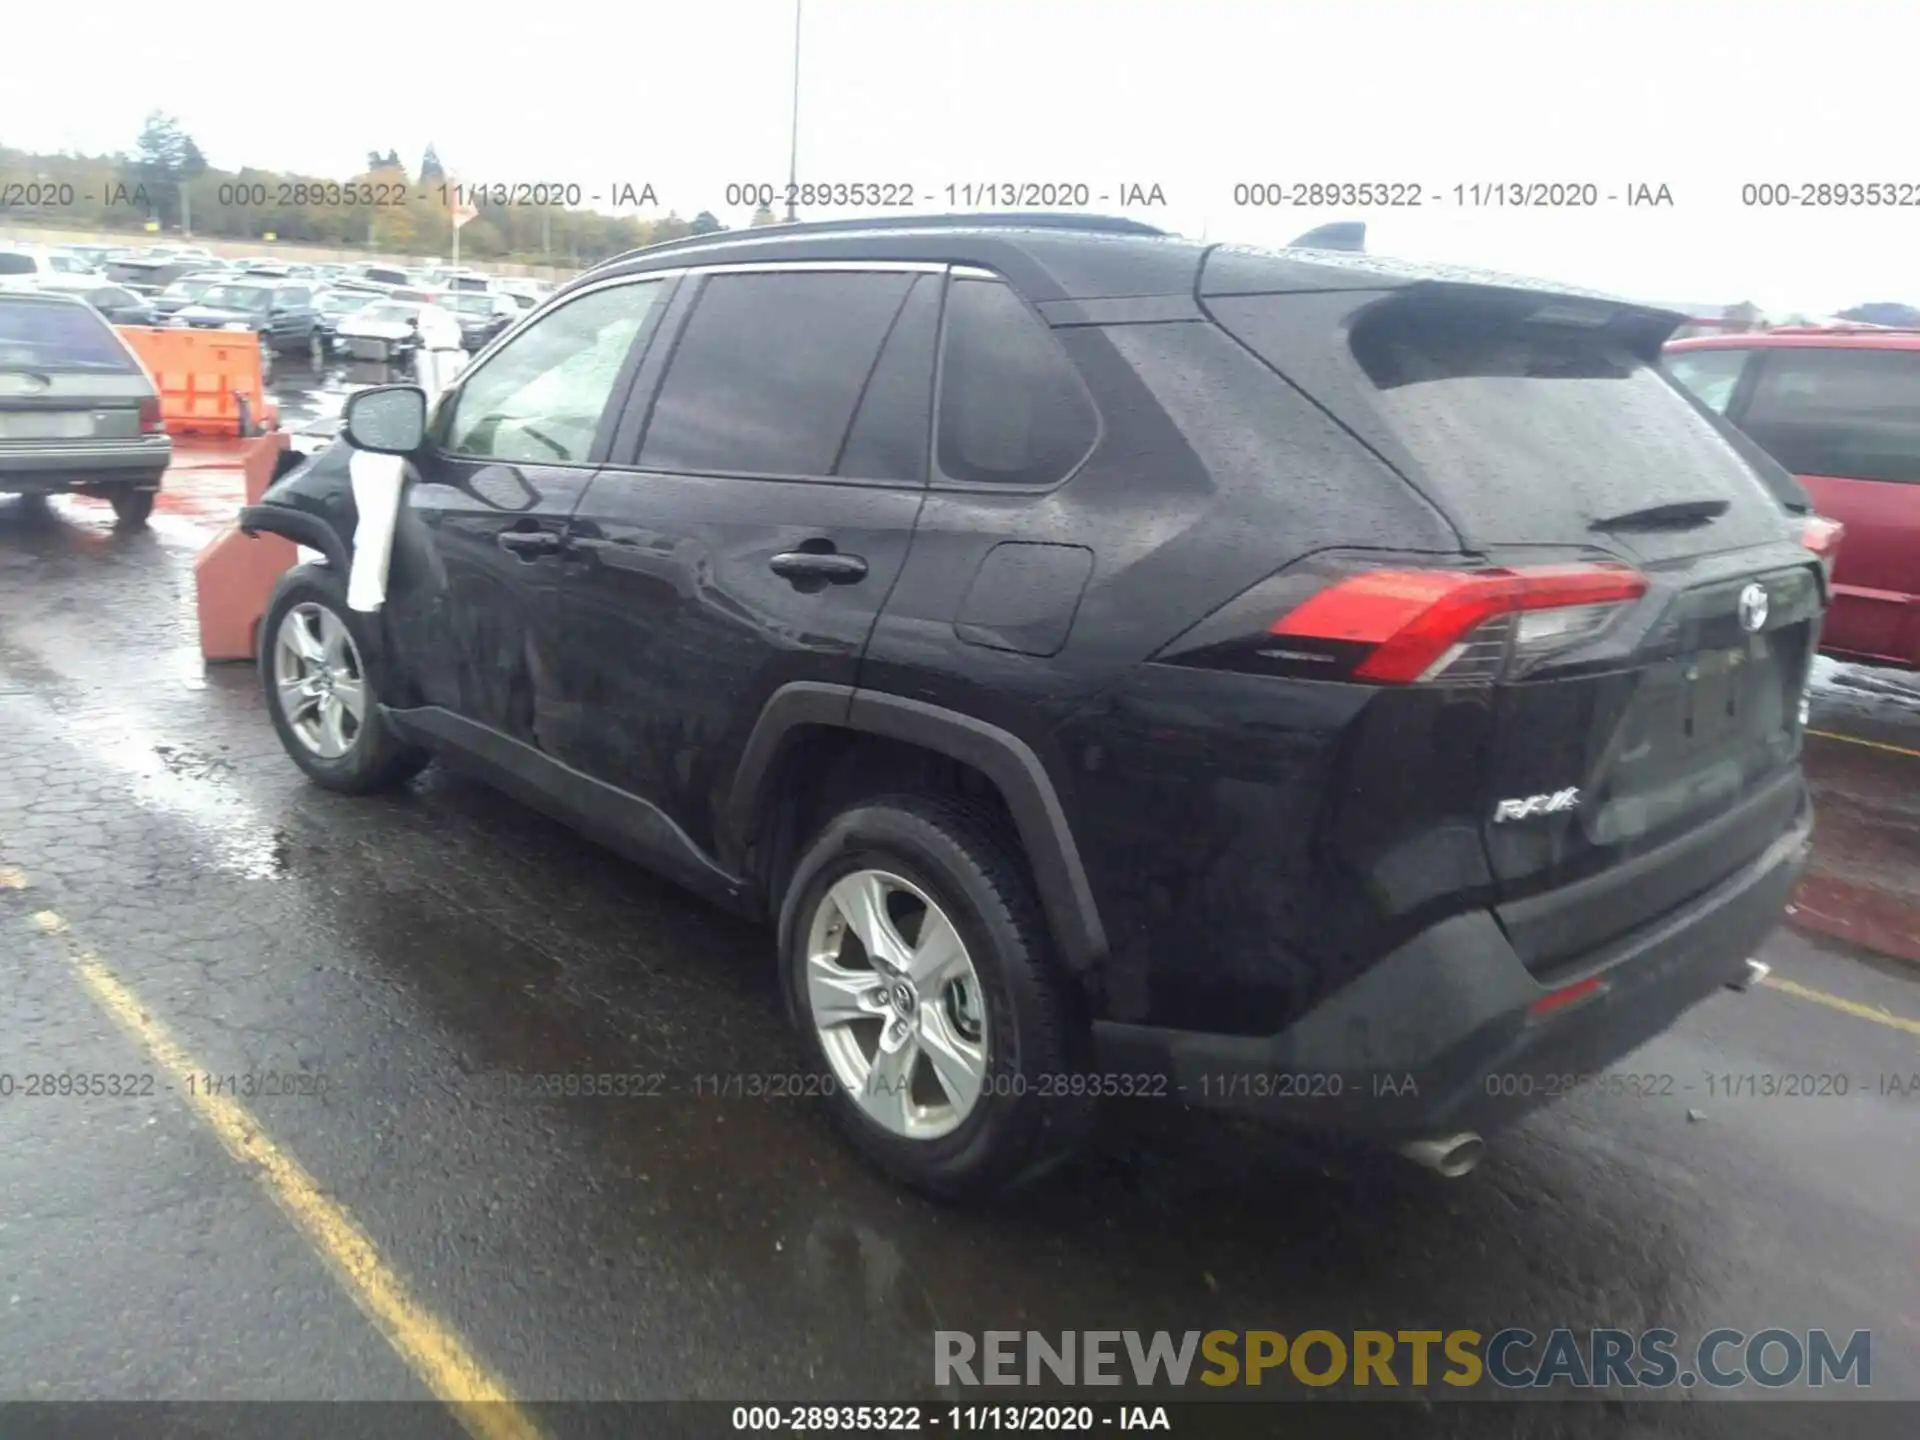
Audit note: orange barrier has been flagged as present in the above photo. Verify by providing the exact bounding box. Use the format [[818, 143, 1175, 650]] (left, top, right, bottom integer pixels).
[[117, 326, 280, 438], [193, 432, 296, 662]]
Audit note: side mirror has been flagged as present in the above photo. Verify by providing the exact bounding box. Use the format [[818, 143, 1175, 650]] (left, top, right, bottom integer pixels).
[[342, 385, 428, 455]]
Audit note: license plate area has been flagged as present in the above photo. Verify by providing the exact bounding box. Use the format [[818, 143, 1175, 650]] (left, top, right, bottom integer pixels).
[[0, 410, 96, 440], [1608, 626, 1805, 806]]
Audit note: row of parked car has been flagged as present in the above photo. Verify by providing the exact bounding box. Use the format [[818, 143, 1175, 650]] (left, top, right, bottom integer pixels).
[[0, 241, 557, 376]]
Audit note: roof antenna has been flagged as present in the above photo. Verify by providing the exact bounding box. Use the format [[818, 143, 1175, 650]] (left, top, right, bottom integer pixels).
[[1287, 221, 1365, 252]]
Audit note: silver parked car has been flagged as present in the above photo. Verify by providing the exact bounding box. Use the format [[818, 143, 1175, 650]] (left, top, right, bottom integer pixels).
[[0, 290, 172, 527]]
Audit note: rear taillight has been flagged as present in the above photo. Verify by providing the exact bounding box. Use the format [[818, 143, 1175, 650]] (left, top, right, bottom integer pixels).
[[1270, 564, 1649, 684], [138, 396, 165, 435]]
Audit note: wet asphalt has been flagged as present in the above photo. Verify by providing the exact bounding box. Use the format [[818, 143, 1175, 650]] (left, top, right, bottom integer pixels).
[[0, 358, 1915, 1436]]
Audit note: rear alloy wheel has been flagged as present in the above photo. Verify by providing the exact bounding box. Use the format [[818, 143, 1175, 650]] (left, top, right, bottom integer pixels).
[[261, 565, 430, 793], [781, 795, 1095, 1198], [109, 489, 155, 528]]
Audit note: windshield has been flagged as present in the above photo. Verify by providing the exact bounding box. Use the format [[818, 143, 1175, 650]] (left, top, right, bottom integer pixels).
[[450, 295, 494, 316], [162, 277, 220, 300], [357, 303, 419, 324], [0, 297, 137, 371], [196, 285, 275, 312], [320, 291, 376, 314]]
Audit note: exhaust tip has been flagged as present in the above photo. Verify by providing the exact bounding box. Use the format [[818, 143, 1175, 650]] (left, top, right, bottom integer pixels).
[[1397, 1132, 1485, 1178], [1726, 958, 1770, 993]]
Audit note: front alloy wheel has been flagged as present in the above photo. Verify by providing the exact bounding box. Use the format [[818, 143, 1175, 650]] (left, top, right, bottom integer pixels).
[[806, 869, 989, 1140], [272, 601, 367, 759]]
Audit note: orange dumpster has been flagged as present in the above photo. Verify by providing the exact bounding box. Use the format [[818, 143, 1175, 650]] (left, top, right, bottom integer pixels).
[[116, 326, 280, 438], [193, 432, 297, 662]]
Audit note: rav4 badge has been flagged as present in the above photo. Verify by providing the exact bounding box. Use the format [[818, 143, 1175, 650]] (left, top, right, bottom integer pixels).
[[1494, 788, 1581, 823]]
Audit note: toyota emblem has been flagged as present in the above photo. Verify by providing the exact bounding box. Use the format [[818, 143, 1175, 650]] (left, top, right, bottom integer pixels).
[[1737, 582, 1769, 633]]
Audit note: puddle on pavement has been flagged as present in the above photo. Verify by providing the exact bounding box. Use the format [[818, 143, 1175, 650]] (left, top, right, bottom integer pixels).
[[63, 712, 294, 881]]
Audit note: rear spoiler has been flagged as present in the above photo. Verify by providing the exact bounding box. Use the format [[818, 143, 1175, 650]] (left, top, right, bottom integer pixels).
[[1287, 221, 1366, 252]]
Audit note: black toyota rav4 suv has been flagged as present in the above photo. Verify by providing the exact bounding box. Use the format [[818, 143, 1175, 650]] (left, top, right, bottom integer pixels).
[[240, 214, 1822, 1197]]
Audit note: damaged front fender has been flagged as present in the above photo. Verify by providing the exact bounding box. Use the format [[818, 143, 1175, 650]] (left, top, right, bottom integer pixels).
[[238, 435, 356, 572]]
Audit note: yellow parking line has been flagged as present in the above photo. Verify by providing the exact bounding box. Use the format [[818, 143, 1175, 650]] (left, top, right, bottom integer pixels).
[[1805, 728, 1920, 760], [1761, 975, 1920, 1037], [25, 908, 543, 1440]]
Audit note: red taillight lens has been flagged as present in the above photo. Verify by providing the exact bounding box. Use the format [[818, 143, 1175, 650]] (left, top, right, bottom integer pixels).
[[138, 396, 165, 435], [1529, 974, 1606, 1017], [1270, 564, 1649, 684], [1801, 515, 1843, 560]]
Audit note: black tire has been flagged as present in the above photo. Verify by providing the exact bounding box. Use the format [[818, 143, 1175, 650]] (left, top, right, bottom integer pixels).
[[778, 794, 1095, 1199], [109, 489, 155, 528], [259, 564, 430, 794]]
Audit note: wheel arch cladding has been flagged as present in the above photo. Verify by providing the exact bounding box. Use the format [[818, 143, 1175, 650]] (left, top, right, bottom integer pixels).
[[726, 685, 1110, 971]]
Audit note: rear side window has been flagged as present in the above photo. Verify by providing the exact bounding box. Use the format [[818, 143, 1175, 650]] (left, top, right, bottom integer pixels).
[[0, 253, 38, 276], [936, 277, 1098, 487], [0, 298, 136, 371], [1740, 348, 1920, 484], [1339, 295, 1777, 541], [1664, 348, 1748, 413], [640, 270, 915, 477]]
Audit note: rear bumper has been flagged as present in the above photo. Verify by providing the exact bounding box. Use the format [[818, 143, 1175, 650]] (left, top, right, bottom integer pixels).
[[1093, 796, 1812, 1141], [0, 437, 172, 494]]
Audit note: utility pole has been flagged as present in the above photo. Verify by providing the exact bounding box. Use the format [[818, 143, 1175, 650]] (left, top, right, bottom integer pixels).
[[785, 0, 802, 222]]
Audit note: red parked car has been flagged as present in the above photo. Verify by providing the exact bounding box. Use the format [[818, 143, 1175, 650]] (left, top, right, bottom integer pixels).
[[1666, 327, 1917, 668]]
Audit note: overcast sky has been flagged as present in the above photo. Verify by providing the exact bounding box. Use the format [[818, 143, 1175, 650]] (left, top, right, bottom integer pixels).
[[3, 0, 1911, 313]]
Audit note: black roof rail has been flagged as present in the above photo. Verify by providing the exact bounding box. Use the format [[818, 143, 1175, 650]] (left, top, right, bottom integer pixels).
[[587, 210, 1172, 273]]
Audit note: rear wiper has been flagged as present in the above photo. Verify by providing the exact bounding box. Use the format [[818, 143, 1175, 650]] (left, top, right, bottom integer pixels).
[[1591, 498, 1729, 531]]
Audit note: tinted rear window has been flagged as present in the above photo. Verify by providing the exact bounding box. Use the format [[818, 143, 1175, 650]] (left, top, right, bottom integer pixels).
[[1342, 295, 1781, 542], [1739, 347, 1920, 484], [0, 298, 136, 371], [0, 254, 39, 276]]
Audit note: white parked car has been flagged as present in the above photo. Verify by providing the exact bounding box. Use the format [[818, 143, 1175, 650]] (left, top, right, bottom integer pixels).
[[334, 300, 427, 362], [0, 246, 101, 289]]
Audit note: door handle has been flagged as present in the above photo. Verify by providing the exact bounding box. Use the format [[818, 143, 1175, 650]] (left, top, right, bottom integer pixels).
[[498, 530, 565, 558], [769, 551, 868, 584]]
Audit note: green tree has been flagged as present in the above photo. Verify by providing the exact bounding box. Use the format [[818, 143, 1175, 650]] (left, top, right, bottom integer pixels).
[[459, 215, 505, 258], [689, 210, 726, 235], [1837, 302, 1920, 326], [419, 144, 445, 186], [748, 204, 780, 229], [651, 212, 694, 243], [133, 112, 208, 230]]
